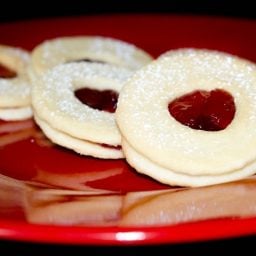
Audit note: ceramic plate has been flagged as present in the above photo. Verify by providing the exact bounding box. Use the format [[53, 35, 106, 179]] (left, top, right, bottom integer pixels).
[[1, 14, 256, 245]]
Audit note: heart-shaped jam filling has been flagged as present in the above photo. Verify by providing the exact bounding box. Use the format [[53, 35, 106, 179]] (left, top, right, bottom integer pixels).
[[75, 88, 118, 113], [168, 89, 235, 131]]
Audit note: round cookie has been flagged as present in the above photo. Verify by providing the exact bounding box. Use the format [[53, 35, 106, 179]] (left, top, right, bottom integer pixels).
[[116, 48, 256, 187], [0, 45, 32, 120], [34, 115, 123, 159], [32, 62, 132, 158], [30, 36, 153, 78]]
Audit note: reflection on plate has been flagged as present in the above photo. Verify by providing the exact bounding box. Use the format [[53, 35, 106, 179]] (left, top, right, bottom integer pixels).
[[1, 15, 256, 245], [2, 169, 256, 227]]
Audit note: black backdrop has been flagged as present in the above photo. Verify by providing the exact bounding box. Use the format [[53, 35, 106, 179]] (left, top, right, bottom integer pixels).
[[0, 0, 255, 22]]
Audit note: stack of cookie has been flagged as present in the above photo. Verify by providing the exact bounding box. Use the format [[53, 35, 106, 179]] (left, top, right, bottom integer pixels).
[[29, 36, 153, 159], [2, 36, 256, 188]]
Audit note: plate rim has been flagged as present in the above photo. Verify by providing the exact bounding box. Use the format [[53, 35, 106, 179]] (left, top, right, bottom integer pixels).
[[1, 217, 256, 245]]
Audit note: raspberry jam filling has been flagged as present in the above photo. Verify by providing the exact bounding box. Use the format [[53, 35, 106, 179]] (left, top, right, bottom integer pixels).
[[101, 143, 122, 150], [73, 58, 105, 64], [168, 89, 235, 131], [0, 63, 17, 78], [75, 88, 118, 113]]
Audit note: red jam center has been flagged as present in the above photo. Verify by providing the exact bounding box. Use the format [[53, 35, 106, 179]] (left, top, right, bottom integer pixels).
[[101, 143, 122, 150], [0, 63, 17, 78], [75, 88, 118, 113], [73, 58, 105, 64], [168, 89, 235, 131]]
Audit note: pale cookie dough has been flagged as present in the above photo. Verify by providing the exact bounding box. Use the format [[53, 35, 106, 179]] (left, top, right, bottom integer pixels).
[[30, 36, 153, 78], [116, 48, 256, 187], [0, 45, 32, 120], [34, 115, 124, 159], [32, 62, 132, 158], [122, 138, 256, 187], [0, 106, 32, 121]]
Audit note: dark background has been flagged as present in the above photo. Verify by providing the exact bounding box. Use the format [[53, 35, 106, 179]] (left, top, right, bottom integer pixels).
[[1, 235, 256, 256], [0, 0, 255, 22]]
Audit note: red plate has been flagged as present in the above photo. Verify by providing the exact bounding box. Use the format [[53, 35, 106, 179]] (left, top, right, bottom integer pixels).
[[1, 14, 256, 246]]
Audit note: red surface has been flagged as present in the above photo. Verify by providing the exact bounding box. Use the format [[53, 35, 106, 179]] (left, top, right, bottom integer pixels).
[[1, 14, 256, 245], [0, 129, 168, 192]]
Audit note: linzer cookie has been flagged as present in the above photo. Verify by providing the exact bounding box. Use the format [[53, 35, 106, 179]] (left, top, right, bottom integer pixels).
[[0, 45, 32, 120], [116, 48, 256, 187], [32, 62, 132, 159], [29, 36, 153, 80]]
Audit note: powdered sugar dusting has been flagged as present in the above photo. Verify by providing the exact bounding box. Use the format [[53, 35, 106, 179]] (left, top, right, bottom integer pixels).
[[0, 79, 30, 99], [50, 63, 131, 122], [0, 45, 31, 108], [117, 48, 256, 177], [34, 36, 152, 74], [87, 36, 143, 69], [33, 62, 132, 145]]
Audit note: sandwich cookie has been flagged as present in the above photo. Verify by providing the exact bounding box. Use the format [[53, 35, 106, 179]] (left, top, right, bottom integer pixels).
[[0, 45, 32, 120], [32, 62, 132, 159], [117, 49, 256, 187]]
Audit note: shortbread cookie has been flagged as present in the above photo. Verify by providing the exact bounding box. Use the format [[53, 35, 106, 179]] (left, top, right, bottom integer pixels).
[[0, 45, 32, 120], [0, 106, 32, 121], [34, 114, 124, 159], [30, 36, 153, 78], [32, 62, 132, 158], [116, 49, 256, 187]]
